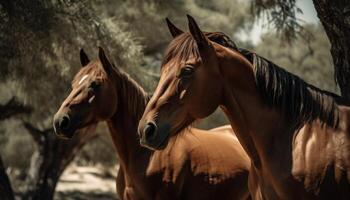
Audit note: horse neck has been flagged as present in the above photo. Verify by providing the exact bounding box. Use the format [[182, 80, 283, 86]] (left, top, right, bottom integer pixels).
[[106, 71, 150, 171], [219, 50, 290, 168]]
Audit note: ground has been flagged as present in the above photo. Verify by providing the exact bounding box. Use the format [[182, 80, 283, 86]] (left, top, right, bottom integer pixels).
[[54, 165, 119, 200]]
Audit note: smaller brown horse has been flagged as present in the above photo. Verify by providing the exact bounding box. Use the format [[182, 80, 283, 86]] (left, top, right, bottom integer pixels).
[[138, 16, 350, 199], [53, 47, 250, 200]]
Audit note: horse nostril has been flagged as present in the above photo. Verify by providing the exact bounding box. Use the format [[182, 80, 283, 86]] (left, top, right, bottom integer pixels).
[[143, 122, 157, 141], [59, 115, 70, 130]]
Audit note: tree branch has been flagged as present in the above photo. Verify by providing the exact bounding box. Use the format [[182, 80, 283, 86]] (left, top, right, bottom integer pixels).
[[251, 0, 313, 43], [0, 97, 32, 121], [22, 121, 47, 145]]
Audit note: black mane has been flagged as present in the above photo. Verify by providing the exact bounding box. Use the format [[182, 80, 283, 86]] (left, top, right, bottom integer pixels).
[[240, 49, 340, 128]]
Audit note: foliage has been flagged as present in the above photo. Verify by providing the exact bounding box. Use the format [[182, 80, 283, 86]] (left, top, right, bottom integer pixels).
[[254, 24, 337, 93], [107, 0, 255, 90], [251, 0, 312, 42], [114, 0, 254, 52]]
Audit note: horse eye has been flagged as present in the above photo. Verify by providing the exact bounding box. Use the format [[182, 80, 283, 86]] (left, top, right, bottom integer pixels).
[[89, 81, 100, 91], [180, 66, 194, 78]]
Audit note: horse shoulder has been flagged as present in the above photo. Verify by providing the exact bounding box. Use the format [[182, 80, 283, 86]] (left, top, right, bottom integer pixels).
[[292, 109, 350, 197], [334, 106, 350, 178], [143, 135, 193, 199], [186, 128, 250, 177], [146, 136, 191, 183], [339, 105, 350, 135]]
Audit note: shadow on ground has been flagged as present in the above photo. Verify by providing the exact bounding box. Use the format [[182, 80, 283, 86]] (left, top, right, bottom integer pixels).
[[55, 190, 118, 200]]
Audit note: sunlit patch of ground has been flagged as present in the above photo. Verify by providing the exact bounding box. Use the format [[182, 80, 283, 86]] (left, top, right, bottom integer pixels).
[[55, 165, 119, 200]]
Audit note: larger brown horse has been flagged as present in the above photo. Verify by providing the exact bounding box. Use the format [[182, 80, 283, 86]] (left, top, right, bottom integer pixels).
[[53, 47, 251, 200], [138, 16, 350, 199]]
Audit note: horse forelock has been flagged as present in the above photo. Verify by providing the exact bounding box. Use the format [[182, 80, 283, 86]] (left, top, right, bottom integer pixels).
[[72, 61, 108, 87], [162, 32, 201, 69], [161, 32, 239, 70]]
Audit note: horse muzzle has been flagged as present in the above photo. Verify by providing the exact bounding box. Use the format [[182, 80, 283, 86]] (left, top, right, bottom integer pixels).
[[139, 121, 171, 150], [53, 113, 74, 139]]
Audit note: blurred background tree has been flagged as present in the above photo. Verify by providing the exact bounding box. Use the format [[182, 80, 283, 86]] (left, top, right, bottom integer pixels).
[[251, 0, 350, 100], [0, 0, 340, 199], [0, 97, 30, 200], [255, 24, 337, 93]]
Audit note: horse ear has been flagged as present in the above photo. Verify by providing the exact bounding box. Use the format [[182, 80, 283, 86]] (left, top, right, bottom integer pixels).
[[98, 47, 112, 75], [187, 15, 209, 47], [80, 49, 90, 67], [166, 18, 184, 38]]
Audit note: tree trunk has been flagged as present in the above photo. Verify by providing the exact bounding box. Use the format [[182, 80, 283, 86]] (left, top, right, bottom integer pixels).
[[0, 156, 14, 200], [313, 0, 350, 100], [0, 96, 30, 200], [0, 96, 98, 199], [22, 123, 97, 200]]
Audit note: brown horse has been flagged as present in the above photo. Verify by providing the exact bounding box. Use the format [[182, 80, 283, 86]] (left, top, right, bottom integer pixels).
[[53, 47, 251, 200], [138, 16, 350, 199]]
